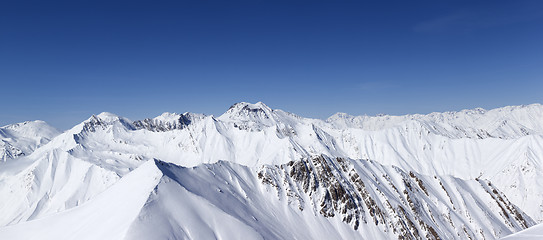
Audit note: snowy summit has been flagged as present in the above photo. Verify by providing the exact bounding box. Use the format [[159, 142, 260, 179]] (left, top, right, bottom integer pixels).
[[0, 102, 543, 240]]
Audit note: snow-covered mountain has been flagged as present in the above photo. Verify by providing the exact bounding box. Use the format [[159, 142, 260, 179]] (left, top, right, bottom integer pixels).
[[326, 104, 543, 139], [0, 121, 60, 162], [0, 102, 542, 239]]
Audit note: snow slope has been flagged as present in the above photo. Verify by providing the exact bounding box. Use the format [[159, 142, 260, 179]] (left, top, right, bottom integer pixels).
[[0, 102, 541, 239], [0, 160, 161, 240], [0, 121, 59, 162], [0, 157, 531, 239], [326, 104, 543, 139], [502, 223, 543, 239]]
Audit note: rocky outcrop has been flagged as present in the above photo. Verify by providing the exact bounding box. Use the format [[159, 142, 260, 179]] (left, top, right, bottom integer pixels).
[[258, 155, 535, 239], [1, 141, 24, 161], [133, 113, 194, 132]]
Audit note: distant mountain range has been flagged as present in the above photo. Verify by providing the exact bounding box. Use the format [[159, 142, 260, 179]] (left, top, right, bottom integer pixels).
[[1, 102, 542, 239]]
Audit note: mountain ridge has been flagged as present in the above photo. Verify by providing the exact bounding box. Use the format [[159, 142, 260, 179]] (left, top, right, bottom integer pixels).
[[0, 102, 542, 239]]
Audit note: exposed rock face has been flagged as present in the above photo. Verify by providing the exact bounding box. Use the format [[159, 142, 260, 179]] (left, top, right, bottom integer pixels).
[[258, 155, 535, 239], [133, 113, 201, 132], [81, 115, 108, 133], [1, 141, 25, 161]]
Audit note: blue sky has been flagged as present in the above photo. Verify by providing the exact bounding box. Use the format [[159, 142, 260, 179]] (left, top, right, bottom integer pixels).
[[1, 1, 542, 130]]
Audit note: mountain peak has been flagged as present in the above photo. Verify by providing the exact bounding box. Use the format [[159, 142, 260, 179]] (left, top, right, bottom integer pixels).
[[1, 103, 543, 239], [154, 112, 182, 122], [0, 120, 60, 162], [132, 112, 207, 132], [74, 112, 135, 134], [227, 101, 271, 112], [220, 102, 273, 120], [327, 112, 353, 120], [95, 112, 122, 122]]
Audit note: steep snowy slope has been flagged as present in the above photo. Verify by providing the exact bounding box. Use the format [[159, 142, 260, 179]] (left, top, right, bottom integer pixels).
[[126, 159, 368, 240], [0, 159, 369, 240], [0, 160, 162, 240], [319, 121, 543, 222], [502, 223, 543, 239], [257, 155, 533, 239], [0, 148, 121, 226], [0, 102, 541, 239], [130, 102, 543, 222], [0, 114, 148, 226], [0, 121, 60, 162], [0, 156, 532, 240]]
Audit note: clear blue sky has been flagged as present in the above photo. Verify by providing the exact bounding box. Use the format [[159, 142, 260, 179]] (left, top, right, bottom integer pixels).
[[1, 0, 542, 130]]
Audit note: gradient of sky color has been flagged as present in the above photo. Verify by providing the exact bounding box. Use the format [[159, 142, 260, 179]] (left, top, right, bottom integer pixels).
[[1, 0, 542, 130]]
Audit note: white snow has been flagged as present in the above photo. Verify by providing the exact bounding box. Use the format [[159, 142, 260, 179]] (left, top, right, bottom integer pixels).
[[0, 120, 60, 162], [0, 102, 542, 239], [502, 223, 543, 239], [0, 160, 162, 240]]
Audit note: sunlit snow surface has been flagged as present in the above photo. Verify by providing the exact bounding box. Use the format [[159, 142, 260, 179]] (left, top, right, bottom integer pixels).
[[502, 223, 543, 239], [0, 102, 542, 239], [0, 121, 59, 162]]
